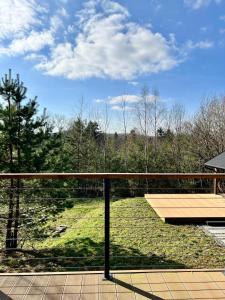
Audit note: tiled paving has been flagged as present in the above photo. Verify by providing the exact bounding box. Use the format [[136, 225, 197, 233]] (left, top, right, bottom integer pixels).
[[1, 269, 225, 299]]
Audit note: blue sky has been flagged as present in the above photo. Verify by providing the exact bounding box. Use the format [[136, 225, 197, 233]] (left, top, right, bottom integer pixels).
[[0, 0, 225, 131]]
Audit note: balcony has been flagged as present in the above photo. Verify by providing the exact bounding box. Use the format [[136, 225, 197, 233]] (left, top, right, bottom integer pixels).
[[2, 269, 225, 299]]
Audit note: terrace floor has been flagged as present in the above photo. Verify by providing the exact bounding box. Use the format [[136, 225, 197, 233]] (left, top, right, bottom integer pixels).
[[145, 193, 225, 222], [1, 269, 225, 299]]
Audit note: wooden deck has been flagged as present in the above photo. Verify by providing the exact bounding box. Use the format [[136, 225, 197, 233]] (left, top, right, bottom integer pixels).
[[2, 269, 225, 299], [145, 194, 225, 223]]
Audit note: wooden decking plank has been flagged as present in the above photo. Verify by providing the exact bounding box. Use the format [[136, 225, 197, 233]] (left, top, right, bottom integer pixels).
[[145, 193, 223, 199], [147, 198, 225, 207], [30, 275, 50, 286], [208, 271, 225, 291], [178, 271, 225, 299], [99, 293, 117, 300], [2, 270, 225, 299], [162, 272, 191, 299], [145, 193, 225, 221]]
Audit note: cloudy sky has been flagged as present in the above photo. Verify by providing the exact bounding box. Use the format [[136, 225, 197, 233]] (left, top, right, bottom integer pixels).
[[0, 0, 225, 129]]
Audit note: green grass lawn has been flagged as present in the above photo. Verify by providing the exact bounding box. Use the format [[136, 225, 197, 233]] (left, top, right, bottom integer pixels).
[[1, 197, 225, 272]]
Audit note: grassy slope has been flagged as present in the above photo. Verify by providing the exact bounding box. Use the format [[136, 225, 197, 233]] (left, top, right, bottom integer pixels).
[[39, 197, 225, 270], [2, 197, 225, 272]]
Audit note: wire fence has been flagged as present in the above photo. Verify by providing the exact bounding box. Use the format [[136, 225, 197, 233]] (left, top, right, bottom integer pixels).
[[0, 173, 224, 275]]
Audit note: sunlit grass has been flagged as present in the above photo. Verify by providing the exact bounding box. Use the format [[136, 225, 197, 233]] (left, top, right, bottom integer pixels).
[[1, 197, 225, 272]]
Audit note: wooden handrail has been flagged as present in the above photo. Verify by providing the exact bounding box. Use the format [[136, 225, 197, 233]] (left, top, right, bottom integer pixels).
[[0, 173, 224, 180]]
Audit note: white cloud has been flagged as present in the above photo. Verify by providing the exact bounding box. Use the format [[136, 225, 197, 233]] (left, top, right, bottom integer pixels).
[[97, 93, 157, 105], [0, 0, 42, 40], [0, 0, 70, 57], [5, 30, 54, 55], [50, 15, 63, 33], [59, 7, 68, 18], [179, 39, 214, 56], [108, 95, 140, 104], [185, 40, 214, 49], [37, 0, 180, 80], [25, 53, 47, 62], [111, 105, 133, 111], [0, 0, 53, 56], [111, 105, 123, 110], [109, 93, 159, 111], [128, 81, 139, 86], [184, 0, 221, 9], [94, 98, 105, 103], [0, 0, 215, 80], [94, 95, 141, 105], [101, 0, 129, 16]]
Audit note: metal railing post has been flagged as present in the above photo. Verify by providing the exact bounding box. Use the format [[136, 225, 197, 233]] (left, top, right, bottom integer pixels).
[[104, 178, 111, 279], [213, 178, 217, 194], [213, 169, 218, 194]]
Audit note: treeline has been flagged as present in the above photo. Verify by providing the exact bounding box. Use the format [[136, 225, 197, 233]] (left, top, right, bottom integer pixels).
[[57, 98, 225, 175], [47, 91, 225, 198]]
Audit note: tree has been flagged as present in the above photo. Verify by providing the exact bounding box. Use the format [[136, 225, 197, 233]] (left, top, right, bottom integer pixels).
[[151, 89, 165, 166], [121, 97, 128, 171], [0, 70, 58, 250], [136, 87, 151, 174], [186, 97, 225, 170], [67, 118, 104, 172], [168, 103, 187, 172]]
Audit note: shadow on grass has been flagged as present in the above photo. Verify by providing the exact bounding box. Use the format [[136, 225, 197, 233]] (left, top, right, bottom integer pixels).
[[0, 237, 185, 272]]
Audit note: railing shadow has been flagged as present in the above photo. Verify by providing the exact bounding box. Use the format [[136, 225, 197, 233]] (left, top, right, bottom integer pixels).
[[0, 291, 13, 299], [110, 277, 163, 300]]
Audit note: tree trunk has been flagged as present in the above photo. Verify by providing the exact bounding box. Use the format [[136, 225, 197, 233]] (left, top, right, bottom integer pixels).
[[5, 179, 14, 251], [12, 101, 22, 249], [5, 95, 15, 251], [12, 179, 20, 249]]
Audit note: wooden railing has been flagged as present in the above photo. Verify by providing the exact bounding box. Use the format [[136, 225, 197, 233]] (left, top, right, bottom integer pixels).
[[0, 172, 225, 180], [1, 172, 225, 278]]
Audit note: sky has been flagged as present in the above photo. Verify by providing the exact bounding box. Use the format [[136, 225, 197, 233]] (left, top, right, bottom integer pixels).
[[0, 0, 225, 131]]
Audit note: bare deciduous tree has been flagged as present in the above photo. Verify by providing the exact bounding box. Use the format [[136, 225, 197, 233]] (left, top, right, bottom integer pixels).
[[187, 96, 225, 167]]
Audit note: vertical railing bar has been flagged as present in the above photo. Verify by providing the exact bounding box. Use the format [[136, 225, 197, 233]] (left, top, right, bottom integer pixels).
[[213, 168, 218, 194], [104, 178, 111, 280]]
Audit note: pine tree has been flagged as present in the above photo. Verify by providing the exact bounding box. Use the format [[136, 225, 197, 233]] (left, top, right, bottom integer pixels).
[[0, 70, 58, 250]]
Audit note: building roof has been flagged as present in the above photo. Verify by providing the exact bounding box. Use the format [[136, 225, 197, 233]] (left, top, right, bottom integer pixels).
[[205, 151, 225, 170]]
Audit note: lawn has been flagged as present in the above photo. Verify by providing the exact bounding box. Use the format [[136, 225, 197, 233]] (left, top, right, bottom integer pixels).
[[1, 197, 225, 272]]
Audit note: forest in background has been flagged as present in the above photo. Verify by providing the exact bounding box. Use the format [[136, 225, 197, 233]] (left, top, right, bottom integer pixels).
[[51, 92, 225, 175], [0, 70, 224, 253]]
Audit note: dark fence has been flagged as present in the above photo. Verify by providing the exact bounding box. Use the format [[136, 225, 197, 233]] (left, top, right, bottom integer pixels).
[[0, 173, 224, 278]]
